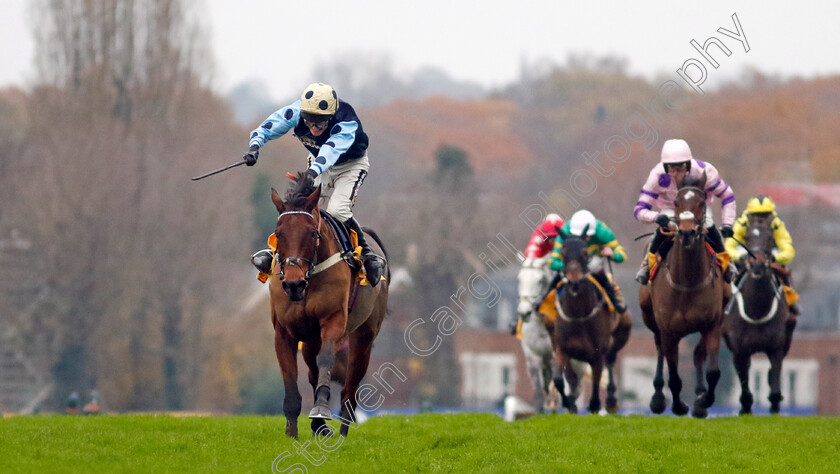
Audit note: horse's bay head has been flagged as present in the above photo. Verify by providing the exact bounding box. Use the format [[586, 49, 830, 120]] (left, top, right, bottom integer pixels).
[[270, 179, 322, 301]]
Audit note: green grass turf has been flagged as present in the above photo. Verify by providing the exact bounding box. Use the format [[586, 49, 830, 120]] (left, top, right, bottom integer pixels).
[[1, 413, 838, 472]]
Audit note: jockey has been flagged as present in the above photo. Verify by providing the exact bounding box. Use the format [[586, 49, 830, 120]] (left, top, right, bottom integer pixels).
[[243, 83, 385, 286], [725, 195, 799, 314], [633, 139, 737, 284], [545, 210, 628, 314], [510, 213, 566, 334], [524, 213, 566, 259]]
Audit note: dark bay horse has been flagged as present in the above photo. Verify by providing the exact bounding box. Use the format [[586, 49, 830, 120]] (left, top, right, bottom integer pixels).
[[551, 235, 631, 414], [723, 216, 794, 414], [269, 174, 388, 438], [639, 174, 729, 418], [518, 257, 586, 412]]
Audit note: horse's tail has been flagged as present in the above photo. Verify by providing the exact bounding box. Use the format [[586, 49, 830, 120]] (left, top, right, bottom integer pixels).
[[363, 227, 390, 281]]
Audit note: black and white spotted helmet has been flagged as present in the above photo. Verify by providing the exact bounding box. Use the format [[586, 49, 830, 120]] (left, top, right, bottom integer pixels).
[[300, 82, 338, 118]]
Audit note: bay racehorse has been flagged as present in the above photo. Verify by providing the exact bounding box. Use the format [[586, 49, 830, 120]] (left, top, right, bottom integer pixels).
[[550, 234, 631, 414], [723, 215, 795, 414], [269, 173, 388, 438], [517, 257, 586, 412], [639, 173, 729, 418]]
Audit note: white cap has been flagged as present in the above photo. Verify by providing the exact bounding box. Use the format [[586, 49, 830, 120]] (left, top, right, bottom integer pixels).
[[569, 210, 597, 236], [661, 139, 693, 164]]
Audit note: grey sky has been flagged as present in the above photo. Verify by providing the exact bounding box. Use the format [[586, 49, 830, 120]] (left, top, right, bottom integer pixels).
[[2, 1, 839, 101]]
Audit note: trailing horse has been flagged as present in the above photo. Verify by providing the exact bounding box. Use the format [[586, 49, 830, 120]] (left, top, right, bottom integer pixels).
[[639, 173, 730, 418], [550, 235, 631, 414], [723, 216, 795, 414], [517, 257, 585, 412], [268, 173, 388, 438]]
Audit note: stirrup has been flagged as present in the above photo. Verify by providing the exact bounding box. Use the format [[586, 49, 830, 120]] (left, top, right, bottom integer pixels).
[[635, 267, 649, 285], [724, 265, 737, 284], [250, 249, 273, 274]]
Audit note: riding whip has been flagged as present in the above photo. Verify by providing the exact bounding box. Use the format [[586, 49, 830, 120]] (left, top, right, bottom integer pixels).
[[191, 160, 246, 181]]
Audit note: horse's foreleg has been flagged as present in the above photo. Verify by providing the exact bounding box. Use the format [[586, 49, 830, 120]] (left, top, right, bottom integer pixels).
[[733, 351, 753, 415], [696, 325, 722, 418], [553, 349, 576, 414], [565, 359, 583, 410], [588, 360, 603, 414], [767, 349, 785, 414], [301, 341, 329, 435], [649, 331, 667, 414], [693, 334, 708, 397], [337, 324, 376, 437], [275, 330, 301, 438], [606, 311, 631, 414], [310, 314, 345, 420], [522, 343, 546, 413], [662, 333, 688, 416]]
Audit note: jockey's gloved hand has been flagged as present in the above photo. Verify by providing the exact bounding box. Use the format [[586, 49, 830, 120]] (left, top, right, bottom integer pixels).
[[721, 225, 734, 238], [655, 213, 670, 228], [304, 169, 318, 181], [243, 145, 259, 166]]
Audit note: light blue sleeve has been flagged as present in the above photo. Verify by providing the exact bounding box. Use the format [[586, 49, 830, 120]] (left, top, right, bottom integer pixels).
[[248, 100, 301, 148], [308, 120, 359, 175]]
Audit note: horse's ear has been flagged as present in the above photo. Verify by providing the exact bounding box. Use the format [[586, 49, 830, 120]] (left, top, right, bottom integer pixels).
[[699, 170, 707, 188], [581, 223, 590, 238], [271, 187, 286, 213], [304, 184, 321, 212], [555, 225, 565, 238]]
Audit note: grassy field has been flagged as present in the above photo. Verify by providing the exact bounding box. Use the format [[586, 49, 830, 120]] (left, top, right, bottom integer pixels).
[[2, 413, 839, 472]]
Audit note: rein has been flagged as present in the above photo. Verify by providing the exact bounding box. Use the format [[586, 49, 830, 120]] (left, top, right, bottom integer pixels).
[[555, 276, 605, 323], [662, 232, 715, 292]]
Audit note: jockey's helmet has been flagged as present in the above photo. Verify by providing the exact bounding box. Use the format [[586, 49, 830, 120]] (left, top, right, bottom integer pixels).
[[660, 139, 692, 168], [746, 195, 776, 214], [569, 210, 597, 236], [300, 83, 338, 124]]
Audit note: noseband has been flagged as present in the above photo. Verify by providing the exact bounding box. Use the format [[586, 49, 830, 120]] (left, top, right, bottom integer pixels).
[[675, 186, 707, 233], [275, 211, 321, 280]]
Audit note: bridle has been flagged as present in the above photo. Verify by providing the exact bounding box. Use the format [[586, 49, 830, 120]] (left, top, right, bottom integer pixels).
[[675, 186, 707, 235], [275, 210, 321, 281]]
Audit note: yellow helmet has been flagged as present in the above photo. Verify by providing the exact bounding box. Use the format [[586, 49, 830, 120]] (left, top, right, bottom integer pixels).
[[746, 195, 776, 214], [300, 82, 338, 117]]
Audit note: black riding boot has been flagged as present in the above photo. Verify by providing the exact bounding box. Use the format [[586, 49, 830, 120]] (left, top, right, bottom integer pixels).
[[345, 217, 385, 287], [636, 228, 669, 284], [593, 272, 626, 313], [707, 226, 736, 283]]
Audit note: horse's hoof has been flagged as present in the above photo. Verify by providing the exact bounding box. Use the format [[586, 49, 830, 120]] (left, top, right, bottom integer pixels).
[[314, 424, 334, 438], [588, 401, 601, 414], [739, 408, 752, 416], [567, 404, 578, 415], [606, 398, 619, 414], [311, 418, 328, 435], [308, 405, 332, 419], [770, 405, 781, 415], [650, 393, 666, 414], [285, 422, 298, 439], [692, 401, 708, 419], [672, 400, 689, 416]]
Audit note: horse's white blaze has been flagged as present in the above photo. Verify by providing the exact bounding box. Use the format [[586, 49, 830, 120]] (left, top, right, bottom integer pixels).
[[683, 190, 696, 200], [679, 210, 695, 221]]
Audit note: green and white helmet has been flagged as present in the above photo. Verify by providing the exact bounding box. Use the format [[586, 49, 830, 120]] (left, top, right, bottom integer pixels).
[[569, 210, 597, 236]]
